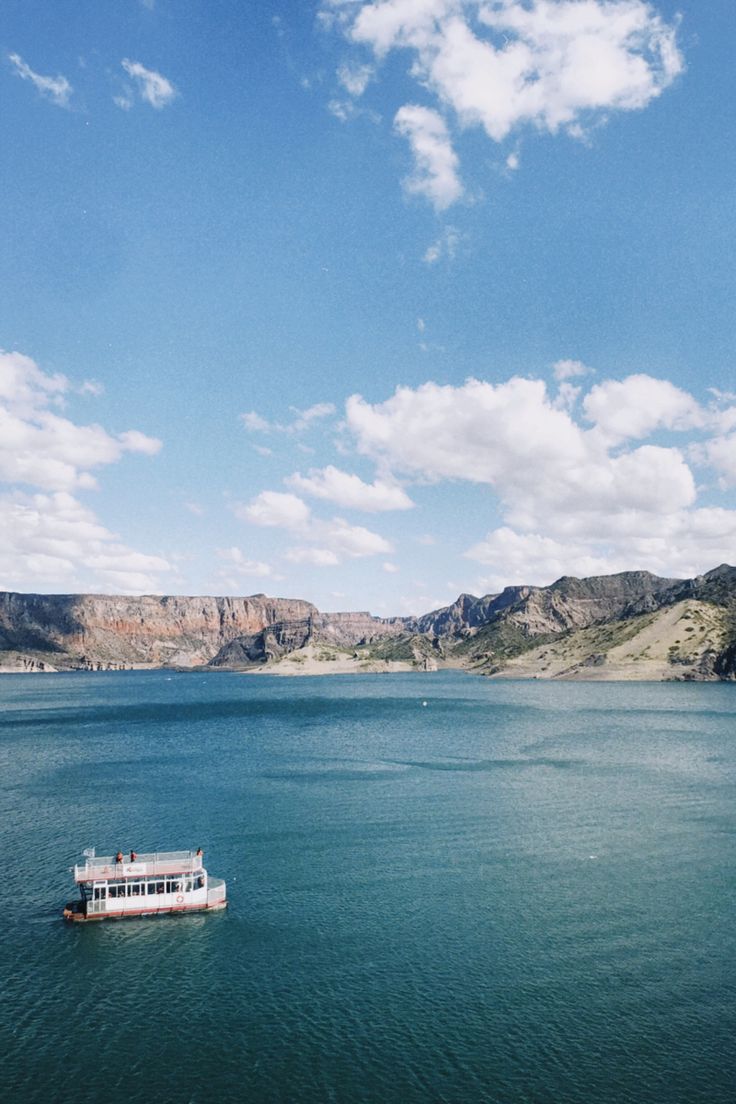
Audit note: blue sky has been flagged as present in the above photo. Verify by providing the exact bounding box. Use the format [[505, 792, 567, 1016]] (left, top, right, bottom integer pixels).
[[1, 0, 735, 615]]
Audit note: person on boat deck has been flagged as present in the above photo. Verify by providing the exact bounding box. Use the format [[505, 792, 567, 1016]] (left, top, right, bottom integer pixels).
[[130, 851, 138, 862], [115, 851, 124, 864], [196, 847, 203, 860]]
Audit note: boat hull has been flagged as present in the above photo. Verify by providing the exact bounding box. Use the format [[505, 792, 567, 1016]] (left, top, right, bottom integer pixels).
[[63, 899, 227, 922]]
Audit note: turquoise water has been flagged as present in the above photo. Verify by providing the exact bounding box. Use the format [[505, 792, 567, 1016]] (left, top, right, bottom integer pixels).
[[2, 670, 735, 1103]]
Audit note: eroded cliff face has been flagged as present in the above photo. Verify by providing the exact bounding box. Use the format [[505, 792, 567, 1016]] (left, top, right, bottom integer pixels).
[[0, 592, 317, 668], [209, 610, 407, 667], [2, 565, 736, 678]]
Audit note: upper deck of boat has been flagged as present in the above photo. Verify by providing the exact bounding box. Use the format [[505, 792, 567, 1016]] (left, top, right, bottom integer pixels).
[[74, 851, 204, 883]]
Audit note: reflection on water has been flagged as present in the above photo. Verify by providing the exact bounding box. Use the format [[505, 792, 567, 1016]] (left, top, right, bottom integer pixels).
[[2, 671, 735, 1104]]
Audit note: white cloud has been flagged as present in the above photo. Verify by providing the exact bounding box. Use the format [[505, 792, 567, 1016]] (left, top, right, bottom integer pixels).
[[344, 370, 736, 586], [237, 490, 311, 530], [240, 402, 336, 435], [699, 434, 736, 488], [216, 546, 273, 577], [0, 350, 169, 594], [553, 381, 581, 411], [394, 104, 463, 210], [117, 429, 162, 456], [469, 507, 736, 591], [289, 402, 337, 432], [323, 0, 683, 207], [338, 61, 375, 95], [466, 526, 626, 590], [241, 411, 271, 432], [0, 491, 171, 594], [326, 517, 393, 557], [8, 52, 72, 107], [423, 225, 460, 264], [583, 373, 704, 441], [121, 59, 177, 109], [283, 517, 393, 565], [553, 358, 591, 381], [238, 483, 392, 564], [285, 547, 341, 566], [328, 98, 359, 122], [286, 464, 414, 511], [347, 376, 700, 521], [79, 379, 105, 397], [0, 349, 67, 414], [383, 561, 400, 573], [0, 350, 161, 492]]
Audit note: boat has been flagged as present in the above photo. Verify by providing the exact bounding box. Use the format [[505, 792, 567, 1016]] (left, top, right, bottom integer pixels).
[[62, 849, 227, 921]]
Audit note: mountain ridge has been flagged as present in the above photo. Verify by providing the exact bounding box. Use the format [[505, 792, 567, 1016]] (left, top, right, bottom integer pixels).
[[2, 564, 736, 679]]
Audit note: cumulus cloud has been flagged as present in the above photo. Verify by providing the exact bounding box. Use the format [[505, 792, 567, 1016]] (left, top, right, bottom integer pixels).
[[8, 52, 72, 107], [394, 104, 463, 209], [0, 350, 169, 594], [216, 546, 273, 577], [322, 0, 683, 207], [120, 59, 177, 109], [583, 374, 704, 442], [237, 491, 311, 530], [699, 434, 736, 488], [238, 485, 392, 564], [326, 517, 392, 557], [286, 464, 414, 511], [282, 518, 392, 565], [344, 370, 736, 587], [0, 491, 171, 594], [466, 526, 617, 590], [0, 350, 161, 493]]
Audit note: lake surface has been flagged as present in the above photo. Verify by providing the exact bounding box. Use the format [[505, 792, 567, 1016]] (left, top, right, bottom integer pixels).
[[2, 670, 735, 1103]]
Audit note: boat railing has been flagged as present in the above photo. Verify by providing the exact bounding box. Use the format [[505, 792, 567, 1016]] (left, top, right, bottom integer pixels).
[[74, 850, 204, 882]]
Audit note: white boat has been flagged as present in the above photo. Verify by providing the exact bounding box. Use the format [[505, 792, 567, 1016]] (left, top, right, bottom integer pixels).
[[63, 849, 227, 921]]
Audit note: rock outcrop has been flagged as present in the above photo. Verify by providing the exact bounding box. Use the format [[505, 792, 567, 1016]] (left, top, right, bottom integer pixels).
[[0, 592, 317, 668], [210, 610, 406, 667]]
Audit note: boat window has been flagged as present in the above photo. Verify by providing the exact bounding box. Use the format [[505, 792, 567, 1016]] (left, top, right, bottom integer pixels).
[[108, 882, 125, 899], [194, 875, 204, 890], [93, 886, 106, 900], [166, 879, 183, 893], [129, 882, 142, 896], [184, 878, 193, 892]]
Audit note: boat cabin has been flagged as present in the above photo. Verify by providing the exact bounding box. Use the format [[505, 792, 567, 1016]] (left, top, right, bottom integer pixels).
[[63, 850, 227, 921]]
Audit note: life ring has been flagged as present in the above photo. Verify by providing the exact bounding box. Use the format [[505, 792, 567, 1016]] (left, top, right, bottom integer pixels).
[[176, 894, 184, 904]]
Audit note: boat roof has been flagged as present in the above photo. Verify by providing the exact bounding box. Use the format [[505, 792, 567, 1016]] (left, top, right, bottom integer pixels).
[[74, 850, 204, 883]]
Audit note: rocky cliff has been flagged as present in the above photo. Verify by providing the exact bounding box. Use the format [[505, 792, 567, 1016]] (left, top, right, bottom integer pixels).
[[210, 610, 406, 667], [2, 565, 736, 679], [0, 592, 317, 669]]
